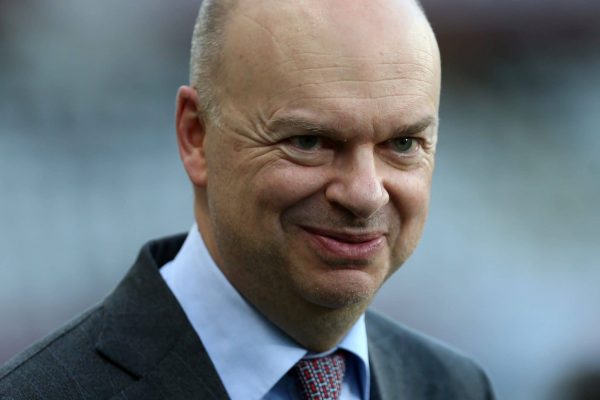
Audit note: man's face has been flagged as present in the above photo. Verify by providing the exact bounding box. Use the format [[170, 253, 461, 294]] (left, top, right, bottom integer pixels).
[[198, 0, 440, 313]]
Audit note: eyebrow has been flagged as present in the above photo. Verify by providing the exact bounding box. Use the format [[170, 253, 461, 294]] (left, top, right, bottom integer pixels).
[[393, 116, 438, 137], [266, 117, 339, 138], [266, 115, 438, 139]]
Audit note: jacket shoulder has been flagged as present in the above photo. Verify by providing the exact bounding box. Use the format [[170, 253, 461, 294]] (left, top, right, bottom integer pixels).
[[0, 235, 188, 400], [0, 305, 132, 400], [366, 310, 495, 399]]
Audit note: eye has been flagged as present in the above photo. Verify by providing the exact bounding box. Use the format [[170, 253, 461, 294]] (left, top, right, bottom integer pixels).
[[288, 135, 323, 151], [390, 137, 419, 153]]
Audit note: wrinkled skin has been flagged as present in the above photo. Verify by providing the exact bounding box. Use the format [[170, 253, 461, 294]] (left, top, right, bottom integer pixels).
[[177, 0, 441, 351]]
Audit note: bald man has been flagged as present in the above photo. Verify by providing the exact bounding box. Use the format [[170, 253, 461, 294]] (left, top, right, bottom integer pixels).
[[0, 1, 494, 399]]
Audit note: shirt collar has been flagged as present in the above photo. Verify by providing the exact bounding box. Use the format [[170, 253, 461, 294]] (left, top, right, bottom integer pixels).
[[160, 225, 369, 400]]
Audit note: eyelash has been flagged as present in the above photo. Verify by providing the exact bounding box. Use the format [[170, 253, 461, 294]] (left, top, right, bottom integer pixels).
[[288, 135, 325, 151]]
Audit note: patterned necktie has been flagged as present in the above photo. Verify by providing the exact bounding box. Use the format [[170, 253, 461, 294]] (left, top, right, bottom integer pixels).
[[294, 351, 346, 400]]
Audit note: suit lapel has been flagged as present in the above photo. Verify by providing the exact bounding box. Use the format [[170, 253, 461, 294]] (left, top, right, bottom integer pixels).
[[367, 311, 424, 400], [366, 311, 449, 400], [96, 235, 230, 400], [368, 332, 410, 400]]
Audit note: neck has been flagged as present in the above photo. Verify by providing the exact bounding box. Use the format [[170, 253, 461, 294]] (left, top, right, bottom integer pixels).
[[250, 293, 368, 352]]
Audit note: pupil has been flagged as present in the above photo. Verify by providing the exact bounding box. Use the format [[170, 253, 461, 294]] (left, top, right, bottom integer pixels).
[[395, 138, 413, 152], [298, 136, 318, 149]]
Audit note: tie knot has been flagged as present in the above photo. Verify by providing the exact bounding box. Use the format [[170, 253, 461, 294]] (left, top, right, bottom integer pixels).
[[294, 351, 346, 400]]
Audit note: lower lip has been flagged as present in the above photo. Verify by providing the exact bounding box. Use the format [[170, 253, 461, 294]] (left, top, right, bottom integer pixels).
[[303, 230, 385, 260]]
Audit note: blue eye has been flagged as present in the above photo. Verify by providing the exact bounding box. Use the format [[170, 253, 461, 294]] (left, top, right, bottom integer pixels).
[[290, 136, 322, 151], [391, 137, 417, 153]]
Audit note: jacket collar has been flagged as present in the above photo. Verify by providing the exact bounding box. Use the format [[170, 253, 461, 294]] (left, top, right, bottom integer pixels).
[[95, 235, 229, 400]]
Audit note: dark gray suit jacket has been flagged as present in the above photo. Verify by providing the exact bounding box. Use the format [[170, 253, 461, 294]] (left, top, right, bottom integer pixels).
[[0, 235, 494, 399]]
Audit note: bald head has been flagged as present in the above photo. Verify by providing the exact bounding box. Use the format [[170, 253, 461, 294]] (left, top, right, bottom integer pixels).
[[189, 0, 438, 122]]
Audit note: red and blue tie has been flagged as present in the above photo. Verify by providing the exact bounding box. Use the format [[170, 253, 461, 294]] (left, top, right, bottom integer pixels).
[[294, 351, 346, 400]]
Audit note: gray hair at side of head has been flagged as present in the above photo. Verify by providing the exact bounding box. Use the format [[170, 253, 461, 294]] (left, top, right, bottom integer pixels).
[[189, 0, 239, 126]]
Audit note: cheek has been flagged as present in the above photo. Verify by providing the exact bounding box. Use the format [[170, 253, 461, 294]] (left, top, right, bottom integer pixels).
[[389, 171, 432, 219], [385, 174, 431, 267], [253, 162, 329, 211]]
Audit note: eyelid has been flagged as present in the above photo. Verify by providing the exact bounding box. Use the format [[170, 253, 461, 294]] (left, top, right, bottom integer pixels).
[[285, 134, 339, 151], [287, 135, 323, 150], [278, 135, 335, 166]]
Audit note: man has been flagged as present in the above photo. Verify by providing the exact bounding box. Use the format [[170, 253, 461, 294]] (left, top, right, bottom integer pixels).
[[0, 0, 494, 399]]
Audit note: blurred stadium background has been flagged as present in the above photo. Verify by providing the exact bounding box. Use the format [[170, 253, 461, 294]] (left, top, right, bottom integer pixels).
[[1, 1, 598, 398]]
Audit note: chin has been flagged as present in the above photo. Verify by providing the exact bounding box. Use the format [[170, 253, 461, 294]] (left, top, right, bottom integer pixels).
[[298, 270, 380, 310]]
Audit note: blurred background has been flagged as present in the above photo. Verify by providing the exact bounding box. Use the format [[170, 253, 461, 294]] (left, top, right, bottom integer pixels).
[[0, 0, 598, 398]]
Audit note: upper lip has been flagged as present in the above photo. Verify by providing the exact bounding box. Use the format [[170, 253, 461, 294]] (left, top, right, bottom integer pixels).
[[301, 226, 386, 243]]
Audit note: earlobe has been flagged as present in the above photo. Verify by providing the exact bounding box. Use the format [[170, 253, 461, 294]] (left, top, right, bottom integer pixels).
[[176, 86, 208, 187]]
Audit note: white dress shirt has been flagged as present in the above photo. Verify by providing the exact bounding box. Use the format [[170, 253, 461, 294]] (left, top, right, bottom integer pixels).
[[160, 225, 370, 400]]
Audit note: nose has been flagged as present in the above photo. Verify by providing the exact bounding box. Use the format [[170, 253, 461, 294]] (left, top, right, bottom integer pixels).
[[325, 149, 390, 219]]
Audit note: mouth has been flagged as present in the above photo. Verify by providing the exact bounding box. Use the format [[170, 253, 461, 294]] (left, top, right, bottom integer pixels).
[[300, 226, 386, 261]]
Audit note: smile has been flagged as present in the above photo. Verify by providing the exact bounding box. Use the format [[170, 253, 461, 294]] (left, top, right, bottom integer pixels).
[[301, 226, 386, 260]]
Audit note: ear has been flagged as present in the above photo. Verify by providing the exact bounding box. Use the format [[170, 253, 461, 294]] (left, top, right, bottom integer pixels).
[[176, 86, 208, 187]]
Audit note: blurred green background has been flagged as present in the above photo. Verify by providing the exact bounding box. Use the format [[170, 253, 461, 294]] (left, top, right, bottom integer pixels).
[[1, 1, 599, 398]]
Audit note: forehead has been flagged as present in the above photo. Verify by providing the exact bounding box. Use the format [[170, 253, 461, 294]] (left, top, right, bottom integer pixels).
[[218, 0, 440, 131], [230, 0, 431, 47], [224, 0, 438, 72]]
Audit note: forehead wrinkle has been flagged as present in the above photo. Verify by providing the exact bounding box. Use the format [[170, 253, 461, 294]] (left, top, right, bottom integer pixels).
[[265, 59, 438, 100], [286, 62, 437, 80], [279, 51, 438, 73], [266, 79, 436, 108], [276, 50, 438, 81]]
